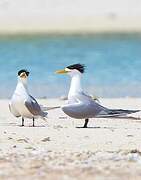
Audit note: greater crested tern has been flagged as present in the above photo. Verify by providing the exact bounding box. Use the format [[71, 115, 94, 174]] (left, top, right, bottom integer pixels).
[[56, 63, 140, 128], [9, 69, 48, 127]]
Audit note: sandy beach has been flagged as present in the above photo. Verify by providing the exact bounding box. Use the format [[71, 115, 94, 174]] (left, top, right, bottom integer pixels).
[[0, 98, 141, 179], [0, 0, 140, 33]]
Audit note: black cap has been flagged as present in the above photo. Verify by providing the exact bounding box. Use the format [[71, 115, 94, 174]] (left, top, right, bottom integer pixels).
[[67, 63, 85, 73], [18, 69, 30, 76]]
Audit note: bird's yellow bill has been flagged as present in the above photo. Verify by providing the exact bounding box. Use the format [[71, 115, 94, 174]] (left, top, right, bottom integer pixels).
[[20, 72, 27, 78], [55, 69, 68, 74]]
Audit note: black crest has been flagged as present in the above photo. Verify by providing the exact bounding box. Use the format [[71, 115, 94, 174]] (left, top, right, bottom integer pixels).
[[67, 63, 85, 73], [18, 69, 29, 76]]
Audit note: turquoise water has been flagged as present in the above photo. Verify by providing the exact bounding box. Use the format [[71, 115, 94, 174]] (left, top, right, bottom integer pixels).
[[1, 34, 141, 98]]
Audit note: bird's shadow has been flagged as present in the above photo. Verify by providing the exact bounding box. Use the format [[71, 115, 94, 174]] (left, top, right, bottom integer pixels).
[[76, 126, 115, 129], [0, 123, 46, 127], [18, 125, 46, 128], [76, 126, 101, 129]]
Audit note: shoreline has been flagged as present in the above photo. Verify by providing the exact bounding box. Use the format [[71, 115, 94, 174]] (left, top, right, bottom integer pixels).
[[0, 31, 141, 36], [0, 16, 141, 34]]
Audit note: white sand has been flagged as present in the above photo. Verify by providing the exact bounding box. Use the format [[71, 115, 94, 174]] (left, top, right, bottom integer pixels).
[[0, 98, 141, 179], [0, 0, 141, 33]]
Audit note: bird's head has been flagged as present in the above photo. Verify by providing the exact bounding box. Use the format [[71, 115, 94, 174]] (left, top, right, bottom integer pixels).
[[55, 63, 85, 77], [18, 69, 30, 83]]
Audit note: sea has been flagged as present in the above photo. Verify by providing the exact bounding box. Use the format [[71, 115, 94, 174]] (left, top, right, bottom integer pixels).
[[0, 33, 141, 98]]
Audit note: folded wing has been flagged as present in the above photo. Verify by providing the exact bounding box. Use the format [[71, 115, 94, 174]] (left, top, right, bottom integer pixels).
[[25, 95, 48, 117]]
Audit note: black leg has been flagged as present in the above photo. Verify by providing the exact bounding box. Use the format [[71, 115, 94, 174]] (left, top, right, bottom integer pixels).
[[83, 119, 89, 128], [33, 117, 35, 127], [22, 117, 24, 126]]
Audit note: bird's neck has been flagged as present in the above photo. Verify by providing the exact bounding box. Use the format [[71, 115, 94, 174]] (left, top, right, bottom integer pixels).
[[68, 74, 83, 98], [14, 79, 28, 95]]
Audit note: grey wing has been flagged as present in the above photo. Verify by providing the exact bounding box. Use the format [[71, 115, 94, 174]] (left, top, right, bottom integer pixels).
[[28, 95, 48, 117], [25, 96, 42, 116], [62, 93, 105, 119], [9, 102, 21, 117], [29, 95, 46, 110], [78, 92, 140, 118], [64, 92, 140, 119], [62, 101, 104, 119]]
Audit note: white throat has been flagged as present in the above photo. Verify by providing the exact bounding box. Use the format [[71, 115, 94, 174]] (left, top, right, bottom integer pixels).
[[14, 77, 28, 95], [68, 73, 83, 99]]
